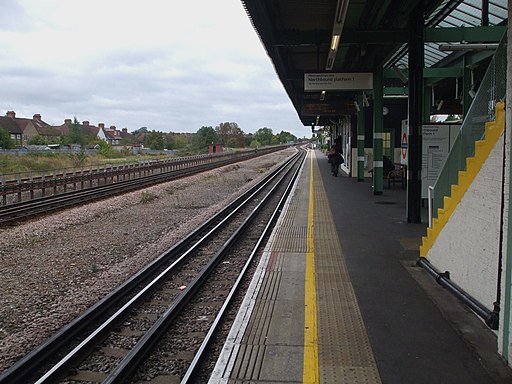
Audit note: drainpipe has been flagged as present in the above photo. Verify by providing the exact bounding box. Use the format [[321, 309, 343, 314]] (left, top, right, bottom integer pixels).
[[417, 258, 499, 330]]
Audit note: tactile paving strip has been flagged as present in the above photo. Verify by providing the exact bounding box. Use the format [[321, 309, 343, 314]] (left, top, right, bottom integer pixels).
[[312, 157, 382, 384]]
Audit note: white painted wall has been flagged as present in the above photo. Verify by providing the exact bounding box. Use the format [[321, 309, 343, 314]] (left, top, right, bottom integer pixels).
[[427, 134, 504, 309], [498, 8, 512, 363]]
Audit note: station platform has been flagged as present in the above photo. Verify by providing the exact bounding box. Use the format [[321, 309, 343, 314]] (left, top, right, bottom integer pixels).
[[209, 149, 511, 384]]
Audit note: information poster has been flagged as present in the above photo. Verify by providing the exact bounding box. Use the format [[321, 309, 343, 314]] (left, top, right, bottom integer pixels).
[[421, 124, 460, 198]]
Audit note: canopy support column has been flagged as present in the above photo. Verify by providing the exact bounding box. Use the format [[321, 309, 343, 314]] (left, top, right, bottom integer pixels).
[[357, 93, 366, 181], [407, 5, 424, 223], [373, 67, 384, 195]]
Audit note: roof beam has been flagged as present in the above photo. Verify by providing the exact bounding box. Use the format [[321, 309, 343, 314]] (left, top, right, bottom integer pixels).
[[424, 26, 506, 43], [269, 29, 331, 47], [271, 28, 409, 46]]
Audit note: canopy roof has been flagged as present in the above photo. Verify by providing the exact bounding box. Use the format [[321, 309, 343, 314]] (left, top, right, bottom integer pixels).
[[241, 0, 508, 126]]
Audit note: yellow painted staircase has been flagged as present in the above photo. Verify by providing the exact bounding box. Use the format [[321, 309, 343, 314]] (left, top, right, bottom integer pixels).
[[420, 101, 506, 257]]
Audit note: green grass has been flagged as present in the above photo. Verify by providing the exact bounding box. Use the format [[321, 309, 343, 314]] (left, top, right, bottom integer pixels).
[[0, 152, 173, 180]]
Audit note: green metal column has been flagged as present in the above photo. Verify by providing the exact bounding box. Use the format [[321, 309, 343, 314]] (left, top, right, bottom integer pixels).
[[424, 84, 432, 123], [357, 93, 365, 181], [373, 67, 384, 195], [407, 5, 423, 223]]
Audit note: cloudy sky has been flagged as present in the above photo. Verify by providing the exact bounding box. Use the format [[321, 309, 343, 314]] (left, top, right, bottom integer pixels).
[[0, 0, 310, 138]]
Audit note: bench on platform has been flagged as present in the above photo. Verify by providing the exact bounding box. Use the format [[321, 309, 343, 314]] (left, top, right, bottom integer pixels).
[[369, 163, 406, 189], [384, 163, 406, 189]]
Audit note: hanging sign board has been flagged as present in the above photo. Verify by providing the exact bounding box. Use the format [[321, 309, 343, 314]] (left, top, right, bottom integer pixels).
[[301, 101, 345, 116], [304, 72, 373, 91]]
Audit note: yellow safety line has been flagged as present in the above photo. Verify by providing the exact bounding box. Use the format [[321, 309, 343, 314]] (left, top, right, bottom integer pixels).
[[303, 151, 319, 383]]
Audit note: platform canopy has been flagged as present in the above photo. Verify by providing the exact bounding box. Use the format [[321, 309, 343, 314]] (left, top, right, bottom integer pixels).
[[241, 0, 508, 127]]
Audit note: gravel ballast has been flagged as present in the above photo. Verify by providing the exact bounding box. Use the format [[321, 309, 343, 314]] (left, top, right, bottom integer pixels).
[[0, 148, 297, 372]]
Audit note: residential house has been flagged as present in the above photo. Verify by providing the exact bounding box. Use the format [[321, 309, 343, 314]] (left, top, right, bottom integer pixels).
[[21, 114, 61, 144], [0, 111, 23, 146], [54, 119, 100, 141], [98, 125, 123, 145], [0, 111, 59, 146]]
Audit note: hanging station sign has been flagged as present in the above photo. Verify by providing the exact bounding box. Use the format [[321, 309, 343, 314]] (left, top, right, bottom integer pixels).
[[304, 72, 373, 91]]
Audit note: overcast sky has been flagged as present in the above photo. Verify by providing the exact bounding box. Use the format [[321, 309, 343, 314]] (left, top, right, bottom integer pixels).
[[0, 0, 310, 138]]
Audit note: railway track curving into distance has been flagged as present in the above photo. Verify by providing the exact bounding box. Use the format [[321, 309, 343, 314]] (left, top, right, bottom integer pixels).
[[0, 148, 306, 383]]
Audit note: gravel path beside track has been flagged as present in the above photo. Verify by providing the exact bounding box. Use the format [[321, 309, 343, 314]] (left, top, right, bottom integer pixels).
[[0, 147, 297, 372]]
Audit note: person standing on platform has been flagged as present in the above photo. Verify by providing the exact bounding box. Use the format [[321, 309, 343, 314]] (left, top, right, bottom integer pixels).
[[327, 145, 344, 177]]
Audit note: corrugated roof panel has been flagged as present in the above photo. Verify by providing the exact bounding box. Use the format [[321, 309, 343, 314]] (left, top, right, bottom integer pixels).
[[489, 1, 509, 21], [455, 3, 483, 22], [385, 0, 508, 69]]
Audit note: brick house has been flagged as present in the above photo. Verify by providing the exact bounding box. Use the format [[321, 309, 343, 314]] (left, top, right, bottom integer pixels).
[[0, 111, 23, 146], [0, 111, 59, 146]]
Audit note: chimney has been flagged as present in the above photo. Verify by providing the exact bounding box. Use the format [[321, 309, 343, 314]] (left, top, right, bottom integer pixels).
[[6, 111, 15, 119], [33, 114, 41, 121], [64, 119, 72, 125], [82, 121, 90, 126], [110, 125, 116, 130], [122, 128, 128, 133], [98, 123, 105, 129]]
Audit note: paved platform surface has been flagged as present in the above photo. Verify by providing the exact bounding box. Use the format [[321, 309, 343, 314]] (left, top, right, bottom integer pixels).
[[210, 149, 512, 384]]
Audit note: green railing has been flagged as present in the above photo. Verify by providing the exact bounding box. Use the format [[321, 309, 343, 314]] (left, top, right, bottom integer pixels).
[[432, 34, 507, 219]]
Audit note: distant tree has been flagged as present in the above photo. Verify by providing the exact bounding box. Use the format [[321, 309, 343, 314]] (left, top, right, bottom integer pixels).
[[0, 126, 14, 149], [192, 126, 220, 152], [173, 134, 189, 149], [96, 140, 114, 156], [253, 127, 274, 146], [164, 133, 190, 150], [275, 130, 297, 144], [144, 130, 165, 150], [132, 126, 148, 135], [244, 133, 254, 147], [215, 122, 245, 148], [120, 135, 137, 145], [249, 139, 261, 148], [62, 117, 87, 146]]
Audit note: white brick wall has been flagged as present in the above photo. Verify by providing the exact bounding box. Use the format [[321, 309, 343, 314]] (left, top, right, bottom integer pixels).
[[428, 134, 504, 308]]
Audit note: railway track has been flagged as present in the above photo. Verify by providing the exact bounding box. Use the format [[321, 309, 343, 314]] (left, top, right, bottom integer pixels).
[[0, 148, 284, 225], [0, 149, 306, 383]]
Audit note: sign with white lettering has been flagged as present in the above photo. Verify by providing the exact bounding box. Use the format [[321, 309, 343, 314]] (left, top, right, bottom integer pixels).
[[304, 73, 373, 91]]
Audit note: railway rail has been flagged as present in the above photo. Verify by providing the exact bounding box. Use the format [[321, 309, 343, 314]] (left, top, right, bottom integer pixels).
[[0, 148, 306, 383], [0, 146, 287, 225]]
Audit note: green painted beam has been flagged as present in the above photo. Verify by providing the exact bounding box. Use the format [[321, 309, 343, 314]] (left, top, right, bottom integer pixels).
[[424, 67, 463, 78], [383, 87, 408, 95], [424, 26, 506, 43], [384, 67, 463, 80]]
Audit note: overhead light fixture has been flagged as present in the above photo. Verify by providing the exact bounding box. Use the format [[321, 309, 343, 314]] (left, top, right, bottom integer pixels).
[[330, 34, 340, 51], [437, 100, 444, 111], [469, 89, 476, 98], [326, 0, 349, 71], [439, 43, 499, 51], [354, 101, 361, 112], [320, 90, 326, 101]]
